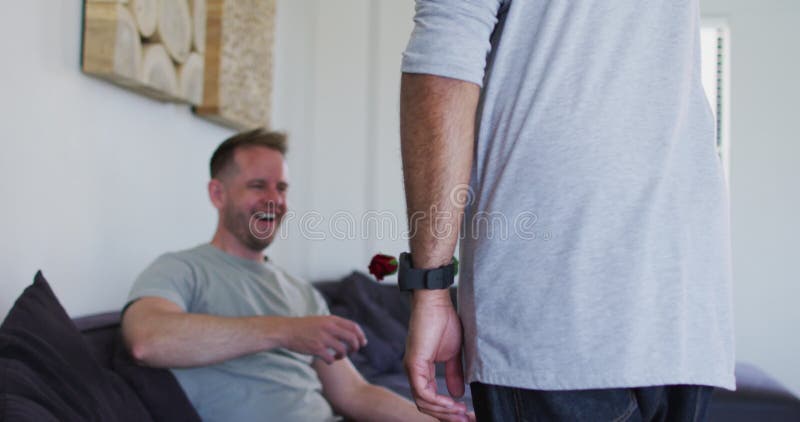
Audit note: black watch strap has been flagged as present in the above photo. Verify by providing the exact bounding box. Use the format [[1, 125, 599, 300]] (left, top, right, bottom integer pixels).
[[398, 252, 456, 291]]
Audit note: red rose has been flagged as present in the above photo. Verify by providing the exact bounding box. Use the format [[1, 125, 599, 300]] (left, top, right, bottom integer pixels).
[[368, 254, 398, 281]]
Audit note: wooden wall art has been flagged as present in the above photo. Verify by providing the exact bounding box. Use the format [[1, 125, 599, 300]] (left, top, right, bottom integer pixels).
[[81, 0, 275, 130]]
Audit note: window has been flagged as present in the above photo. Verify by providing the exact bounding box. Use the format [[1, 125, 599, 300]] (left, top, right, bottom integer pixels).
[[700, 19, 731, 181]]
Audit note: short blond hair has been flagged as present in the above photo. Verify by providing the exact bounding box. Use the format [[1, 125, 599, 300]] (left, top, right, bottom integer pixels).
[[210, 128, 287, 178]]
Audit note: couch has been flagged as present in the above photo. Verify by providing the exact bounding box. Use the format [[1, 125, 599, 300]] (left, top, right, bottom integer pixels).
[[1, 271, 799, 421]]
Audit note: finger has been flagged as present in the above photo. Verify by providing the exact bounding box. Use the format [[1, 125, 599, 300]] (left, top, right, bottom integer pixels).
[[406, 359, 457, 409], [353, 322, 367, 346], [314, 352, 334, 365], [420, 409, 470, 422], [416, 398, 468, 415], [333, 317, 368, 346], [467, 411, 476, 422], [444, 356, 465, 398], [330, 325, 361, 353], [406, 359, 435, 402], [320, 334, 348, 359], [335, 318, 368, 347]]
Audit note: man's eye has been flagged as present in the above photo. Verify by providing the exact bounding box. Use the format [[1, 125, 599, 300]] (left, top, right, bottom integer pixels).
[[249, 184, 265, 190]]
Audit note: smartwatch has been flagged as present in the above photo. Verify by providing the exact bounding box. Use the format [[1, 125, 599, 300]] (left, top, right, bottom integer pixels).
[[397, 252, 456, 291]]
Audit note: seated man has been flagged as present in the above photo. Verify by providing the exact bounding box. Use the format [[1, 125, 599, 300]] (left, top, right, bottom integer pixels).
[[121, 130, 461, 421]]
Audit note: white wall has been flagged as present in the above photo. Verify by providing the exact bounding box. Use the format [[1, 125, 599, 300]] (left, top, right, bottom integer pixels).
[[701, 0, 800, 394], [0, 1, 232, 319], [0, 0, 415, 319], [267, 0, 414, 279]]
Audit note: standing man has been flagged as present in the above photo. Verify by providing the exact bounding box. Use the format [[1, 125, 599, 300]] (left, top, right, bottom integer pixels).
[[399, 1, 734, 421]]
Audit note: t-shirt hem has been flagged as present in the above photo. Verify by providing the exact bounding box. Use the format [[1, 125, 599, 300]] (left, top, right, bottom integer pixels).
[[467, 371, 737, 392], [401, 54, 485, 87]]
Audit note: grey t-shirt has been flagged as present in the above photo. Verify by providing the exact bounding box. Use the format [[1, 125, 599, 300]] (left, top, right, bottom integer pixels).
[[403, 0, 735, 390], [127, 244, 336, 421]]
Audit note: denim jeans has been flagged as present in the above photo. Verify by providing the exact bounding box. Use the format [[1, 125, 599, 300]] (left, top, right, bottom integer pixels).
[[470, 382, 715, 422]]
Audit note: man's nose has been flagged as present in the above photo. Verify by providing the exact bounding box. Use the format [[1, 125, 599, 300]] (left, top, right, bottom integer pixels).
[[263, 189, 285, 207]]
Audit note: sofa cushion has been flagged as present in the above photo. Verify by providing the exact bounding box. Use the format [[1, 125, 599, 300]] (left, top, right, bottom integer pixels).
[[111, 325, 202, 421], [71, 310, 200, 421], [0, 392, 61, 422], [314, 271, 459, 377], [315, 272, 412, 375], [0, 271, 152, 421]]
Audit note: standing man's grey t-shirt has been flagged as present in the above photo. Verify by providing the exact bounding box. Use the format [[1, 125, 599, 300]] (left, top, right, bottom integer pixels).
[[127, 244, 336, 422], [403, 0, 735, 390]]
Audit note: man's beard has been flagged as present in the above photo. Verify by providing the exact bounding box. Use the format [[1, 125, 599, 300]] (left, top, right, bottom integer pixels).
[[222, 204, 276, 252]]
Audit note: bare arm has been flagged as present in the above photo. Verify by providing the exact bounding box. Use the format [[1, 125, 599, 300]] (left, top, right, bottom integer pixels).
[[313, 358, 438, 422], [400, 73, 480, 420], [400, 73, 479, 269], [121, 297, 366, 368]]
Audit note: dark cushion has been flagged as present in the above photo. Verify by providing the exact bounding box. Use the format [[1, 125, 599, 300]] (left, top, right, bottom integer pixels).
[[72, 311, 200, 421], [111, 324, 202, 421], [314, 272, 458, 377], [0, 392, 61, 422], [315, 272, 412, 375], [0, 271, 152, 421], [75, 312, 123, 369], [73, 311, 201, 421]]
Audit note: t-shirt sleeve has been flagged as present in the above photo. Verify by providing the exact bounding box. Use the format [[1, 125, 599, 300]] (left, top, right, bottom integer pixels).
[[126, 253, 196, 311], [402, 0, 505, 86]]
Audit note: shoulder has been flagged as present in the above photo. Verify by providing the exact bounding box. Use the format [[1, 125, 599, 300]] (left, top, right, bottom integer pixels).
[[133, 245, 218, 291], [165, 244, 213, 262], [150, 244, 216, 270]]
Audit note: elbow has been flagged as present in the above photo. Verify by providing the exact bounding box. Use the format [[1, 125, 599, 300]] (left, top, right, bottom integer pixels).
[[122, 325, 161, 366], [127, 338, 153, 365], [120, 299, 180, 367]]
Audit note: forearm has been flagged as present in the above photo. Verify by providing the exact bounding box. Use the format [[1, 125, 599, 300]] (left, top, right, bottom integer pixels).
[[342, 383, 436, 422], [400, 73, 480, 269], [122, 306, 287, 368]]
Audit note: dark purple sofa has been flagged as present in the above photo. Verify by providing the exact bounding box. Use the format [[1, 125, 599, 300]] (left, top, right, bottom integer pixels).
[[2, 271, 799, 421]]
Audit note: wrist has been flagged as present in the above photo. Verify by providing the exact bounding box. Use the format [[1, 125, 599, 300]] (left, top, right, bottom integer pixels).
[[410, 289, 452, 308], [260, 316, 289, 350], [408, 253, 453, 269]]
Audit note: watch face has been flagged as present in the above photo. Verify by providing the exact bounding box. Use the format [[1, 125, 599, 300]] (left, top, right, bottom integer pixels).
[[400, 252, 412, 269]]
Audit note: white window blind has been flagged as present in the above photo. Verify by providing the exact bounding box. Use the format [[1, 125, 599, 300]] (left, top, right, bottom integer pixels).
[[701, 20, 731, 181]]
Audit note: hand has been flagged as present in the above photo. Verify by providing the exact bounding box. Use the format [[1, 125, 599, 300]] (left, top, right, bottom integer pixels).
[[279, 316, 367, 364], [404, 291, 470, 421]]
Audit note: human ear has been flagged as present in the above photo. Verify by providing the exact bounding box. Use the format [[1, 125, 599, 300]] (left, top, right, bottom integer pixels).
[[208, 179, 226, 209]]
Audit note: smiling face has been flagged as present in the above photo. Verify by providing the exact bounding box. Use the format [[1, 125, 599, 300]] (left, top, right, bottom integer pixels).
[[210, 145, 289, 253]]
